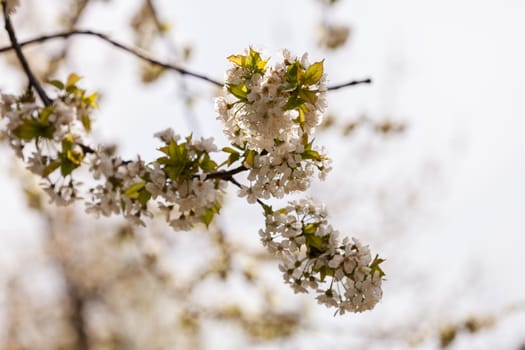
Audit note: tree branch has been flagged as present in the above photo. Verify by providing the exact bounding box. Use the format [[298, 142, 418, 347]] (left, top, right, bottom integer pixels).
[[326, 78, 372, 91], [205, 164, 247, 180], [2, 3, 52, 106], [0, 29, 372, 91], [0, 29, 223, 87]]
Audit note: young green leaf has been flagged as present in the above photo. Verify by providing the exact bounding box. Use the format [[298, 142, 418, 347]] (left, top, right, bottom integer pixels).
[[244, 149, 257, 167], [370, 254, 386, 278], [227, 54, 248, 67], [227, 83, 249, 100], [42, 160, 61, 177], [124, 181, 146, 199], [137, 188, 152, 206], [199, 153, 218, 172], [66, 73, 82, 88], [200, 203, 221, 227], [46, 80, 64, 90], [303, 60, 324, 85], [298, 89, 318, 105], [81, 115, 91, 133]]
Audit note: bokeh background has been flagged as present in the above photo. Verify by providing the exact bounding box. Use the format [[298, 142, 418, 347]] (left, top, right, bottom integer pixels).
[[0, 0, 524, 349]]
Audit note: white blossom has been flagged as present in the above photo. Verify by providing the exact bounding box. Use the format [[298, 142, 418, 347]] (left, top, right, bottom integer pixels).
[[261, 198, 384, 313]]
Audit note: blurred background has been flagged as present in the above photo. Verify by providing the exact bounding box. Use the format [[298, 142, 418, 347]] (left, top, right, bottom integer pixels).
[[0, 0, 524, 349]]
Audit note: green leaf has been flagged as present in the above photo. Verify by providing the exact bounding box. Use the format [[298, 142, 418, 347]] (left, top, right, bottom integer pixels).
[[303, 223, 319, 236], [81, 114, 91, 133], [262, 203, 273, 216], [164, 166, 182, 180], [227, 83, 249, 100], [124, 181, 146, 199], [168, 139, 177, 159], [227, 152, 240, 166], [370, 254, 386, 278], [200, 203, 221, 227], [244, 149, 257, 167], [284, 94, 305, 110], [13, 120, 54, 140], [305, 236, 327, 258], [227, 49, 268, 74], [61, 134, 74, 151], [156, 156, 169, 165], [249, 47, 268, 73], [13, 122, 40, 140], [137, 188, 152, 206], [298, 89, 318, 105], [58, 136, 83, 176], [282, 82, 297, 92], [303, 60, 324, 85], [66, 73, 82, 87], [302, 149, 322, 162], [83, 92, 98, 108], [65, 149, 83, 166], [46, 80, 64, 90], [200, 153, 218, 172], [227, 54, 248, 67], [39, 106, 54, 123], [286, 61, 302, 84], [318, 265, 334, 282], [60, 159, 77, 177], [276, 208, 288, 215], [42, 160, 61, 177], [222, 147, 238, 154], [297, 108, 306, 129]]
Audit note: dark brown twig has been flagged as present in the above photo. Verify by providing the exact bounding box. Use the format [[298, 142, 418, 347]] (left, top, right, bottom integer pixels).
[[205, 164, 247, 180], [227, 175, 268, 209], [326, 78, 372, 91], [2, 3, 52, 105], [0, 29, 372, 91], [0, 29, 223, 87]]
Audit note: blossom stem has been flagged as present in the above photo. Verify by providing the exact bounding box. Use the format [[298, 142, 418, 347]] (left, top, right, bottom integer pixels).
[[226, 175, 268, 208], [2, 3, 52, 106]]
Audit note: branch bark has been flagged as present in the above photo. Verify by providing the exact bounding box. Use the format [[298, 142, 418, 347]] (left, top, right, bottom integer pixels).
[[0, 29, 372, 90]]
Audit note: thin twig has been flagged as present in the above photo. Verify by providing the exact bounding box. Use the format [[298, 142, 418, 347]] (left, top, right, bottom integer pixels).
[[327, 78, 372, 91], [0, 29, 223, 87], [2, 3, 52, 105], [227, 175, 268, 209], [205, 164, 247, 180], [0, 29, 371, 91]]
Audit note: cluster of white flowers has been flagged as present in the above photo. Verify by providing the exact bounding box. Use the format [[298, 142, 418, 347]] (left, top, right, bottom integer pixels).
[[216, 48, 331, 202], [86, 130, 225, 229], [259, 198, 384, 314], [216, 49, 326, 150], [1, 78, 96, 205], [0, 93, 87, 158], [0, 46, 385, 314], [237, 144, 331, 203], [0, 77, 224, 230]]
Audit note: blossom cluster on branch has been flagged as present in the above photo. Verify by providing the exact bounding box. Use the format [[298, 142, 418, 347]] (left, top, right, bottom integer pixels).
[[260, 198, 384, 314], [216, 48, 331, 202], [0, 0, 384, 314]]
